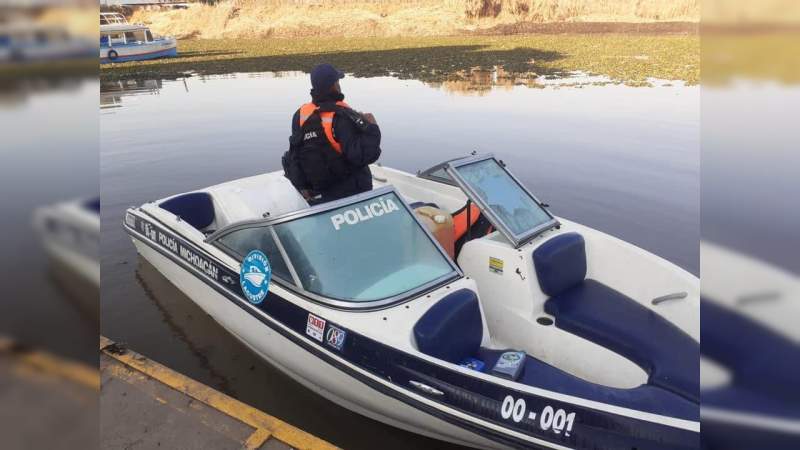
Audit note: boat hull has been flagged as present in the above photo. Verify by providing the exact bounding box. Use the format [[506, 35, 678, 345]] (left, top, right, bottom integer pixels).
[[131, 236, 500, 449], [124, 208, 699, 450], [100, 41, 177, 64]]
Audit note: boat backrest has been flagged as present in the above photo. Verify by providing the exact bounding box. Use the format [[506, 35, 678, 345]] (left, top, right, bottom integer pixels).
[[413, 289, 483, 364], [532, 232, 587, 297], [82, 197, 101, 214], [159, 192, 215, 231]]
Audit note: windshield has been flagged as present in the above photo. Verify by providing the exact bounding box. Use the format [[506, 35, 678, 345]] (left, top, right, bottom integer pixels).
[[214, 190, 458, 306], [448, 156, 556, 246]]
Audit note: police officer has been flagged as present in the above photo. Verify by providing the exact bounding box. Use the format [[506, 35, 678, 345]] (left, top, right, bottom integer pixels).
[[282, 63, 381, 204]]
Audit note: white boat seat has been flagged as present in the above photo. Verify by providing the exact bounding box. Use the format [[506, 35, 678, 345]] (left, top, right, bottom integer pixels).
[[413, 287, 699, 420], [534, 232, 700, 403]]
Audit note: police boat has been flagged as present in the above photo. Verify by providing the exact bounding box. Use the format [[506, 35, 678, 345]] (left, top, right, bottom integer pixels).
[[123, 154, 699, 449], [35, 197, 100, 287]]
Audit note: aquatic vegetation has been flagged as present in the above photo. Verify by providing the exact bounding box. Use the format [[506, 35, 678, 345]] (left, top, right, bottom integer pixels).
[[100, 34, 699, 86], [702, 32, 800, 85]]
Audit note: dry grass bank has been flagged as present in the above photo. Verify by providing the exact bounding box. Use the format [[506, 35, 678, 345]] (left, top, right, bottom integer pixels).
[[129, 0, 699, 39]]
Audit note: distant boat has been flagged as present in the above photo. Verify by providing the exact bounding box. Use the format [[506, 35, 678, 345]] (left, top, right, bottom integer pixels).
[[100, 13, 176, 64], [33, 197, 100, 287], [0, 22, 95, 63]]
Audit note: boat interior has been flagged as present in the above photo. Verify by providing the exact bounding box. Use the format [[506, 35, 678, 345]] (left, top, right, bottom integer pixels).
[[152, 157, 699, 416]]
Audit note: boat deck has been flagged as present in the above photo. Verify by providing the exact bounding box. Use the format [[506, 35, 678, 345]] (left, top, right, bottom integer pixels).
[[100, 336, 338, 450]]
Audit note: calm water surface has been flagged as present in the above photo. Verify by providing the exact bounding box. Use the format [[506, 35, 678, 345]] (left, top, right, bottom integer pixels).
[[0, 79, 98, 364], [101, 72, 699, 449]]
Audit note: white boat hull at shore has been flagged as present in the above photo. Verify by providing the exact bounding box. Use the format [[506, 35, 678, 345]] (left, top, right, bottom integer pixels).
[[100, 38, 177, 64]]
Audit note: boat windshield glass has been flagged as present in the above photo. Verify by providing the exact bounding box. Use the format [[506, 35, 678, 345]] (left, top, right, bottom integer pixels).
[[214, 189, 458, 306], [447, 156, 557, 246]]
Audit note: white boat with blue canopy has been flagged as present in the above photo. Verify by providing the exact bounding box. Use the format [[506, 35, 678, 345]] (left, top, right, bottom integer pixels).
[[123, 154, 699, 449], [0, 22, 95, 63], [100, 14, 176, 64]]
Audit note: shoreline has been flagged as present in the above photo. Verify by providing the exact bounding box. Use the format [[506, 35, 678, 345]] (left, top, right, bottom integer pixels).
[[100, 33, 699, 86], [469, 20, 698, 35]]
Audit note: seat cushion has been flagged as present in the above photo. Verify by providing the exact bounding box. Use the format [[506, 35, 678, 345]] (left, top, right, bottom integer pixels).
[[159, 192, 215, 230], [545, 279, 699, 402], [702, 299, 800, 402], [533, 232, 587, 297], [414, 289, 482, 364], [478, 348, 699, 420]]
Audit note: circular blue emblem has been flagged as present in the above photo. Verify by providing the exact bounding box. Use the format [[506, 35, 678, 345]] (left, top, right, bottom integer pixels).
[[240, 250, 271, 305]]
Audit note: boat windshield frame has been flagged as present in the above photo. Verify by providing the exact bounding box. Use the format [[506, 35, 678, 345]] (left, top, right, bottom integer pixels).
[[445, 153, 559, 248], [206, 186, 462, 310], [417, 156, 465, 186]]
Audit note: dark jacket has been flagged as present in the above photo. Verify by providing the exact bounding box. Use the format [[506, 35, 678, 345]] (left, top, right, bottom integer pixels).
[[285, 102, 381, 203]]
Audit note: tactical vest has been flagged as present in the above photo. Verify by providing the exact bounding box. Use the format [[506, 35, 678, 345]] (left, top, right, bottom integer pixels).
[[293, 101, 351, 191]]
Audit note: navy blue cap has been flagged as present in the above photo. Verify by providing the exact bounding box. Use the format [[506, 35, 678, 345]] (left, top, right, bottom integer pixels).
[[310, 63, 344, 92]]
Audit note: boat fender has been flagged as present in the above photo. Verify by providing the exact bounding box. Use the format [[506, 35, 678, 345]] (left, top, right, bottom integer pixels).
[[491, 351, 526, 380], [108, 50, 118, 61]]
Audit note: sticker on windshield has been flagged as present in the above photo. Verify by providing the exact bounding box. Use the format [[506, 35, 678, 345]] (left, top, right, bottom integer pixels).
[[330, 197, 400, 231], [240, 250, 271, 305]]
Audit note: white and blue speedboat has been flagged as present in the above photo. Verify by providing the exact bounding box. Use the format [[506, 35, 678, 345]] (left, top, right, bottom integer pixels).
[[123, 154, 699, 449], [0, 22, 95, 63], [34, 197, 100, 287], [100, 14, 176, 64]]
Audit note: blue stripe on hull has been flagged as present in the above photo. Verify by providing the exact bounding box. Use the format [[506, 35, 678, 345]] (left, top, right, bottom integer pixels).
[[123, 212, 700, 450], [100, 47, 177, 64]]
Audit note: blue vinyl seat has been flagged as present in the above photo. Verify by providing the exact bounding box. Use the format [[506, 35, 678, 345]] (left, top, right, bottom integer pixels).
[[159, 192, 215, 230], [412, 287, 698, 420], [414, 288, 483, 364], [533, 232, 699, 403], [477, 348, 698, 420]]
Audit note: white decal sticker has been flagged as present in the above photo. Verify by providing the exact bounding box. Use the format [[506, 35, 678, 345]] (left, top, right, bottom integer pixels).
[[330, 198, 399, 231], [306, 313, 326, 342], [499, 395, 577, 437], [489, 257, 504, 274]]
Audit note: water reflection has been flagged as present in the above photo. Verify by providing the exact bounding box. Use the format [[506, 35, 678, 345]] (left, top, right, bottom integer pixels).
[[0, 76, 86, 106], [101, 79, 163, 109], [0, 64, 98, 450]]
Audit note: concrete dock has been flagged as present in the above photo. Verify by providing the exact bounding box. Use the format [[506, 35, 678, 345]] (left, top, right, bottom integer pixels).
[[100, 336, 339, 450], [0, 336, 99, 449]]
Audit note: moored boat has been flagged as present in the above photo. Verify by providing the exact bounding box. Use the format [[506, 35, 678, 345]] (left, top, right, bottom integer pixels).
[[100, 14, 176, 64], [34, 197, 100, 287], [123, 154, 699, 449]]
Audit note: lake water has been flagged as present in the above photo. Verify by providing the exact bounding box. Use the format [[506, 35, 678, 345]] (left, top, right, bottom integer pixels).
[[100, 71, 699, 449], [0, 78, 99, 365]]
